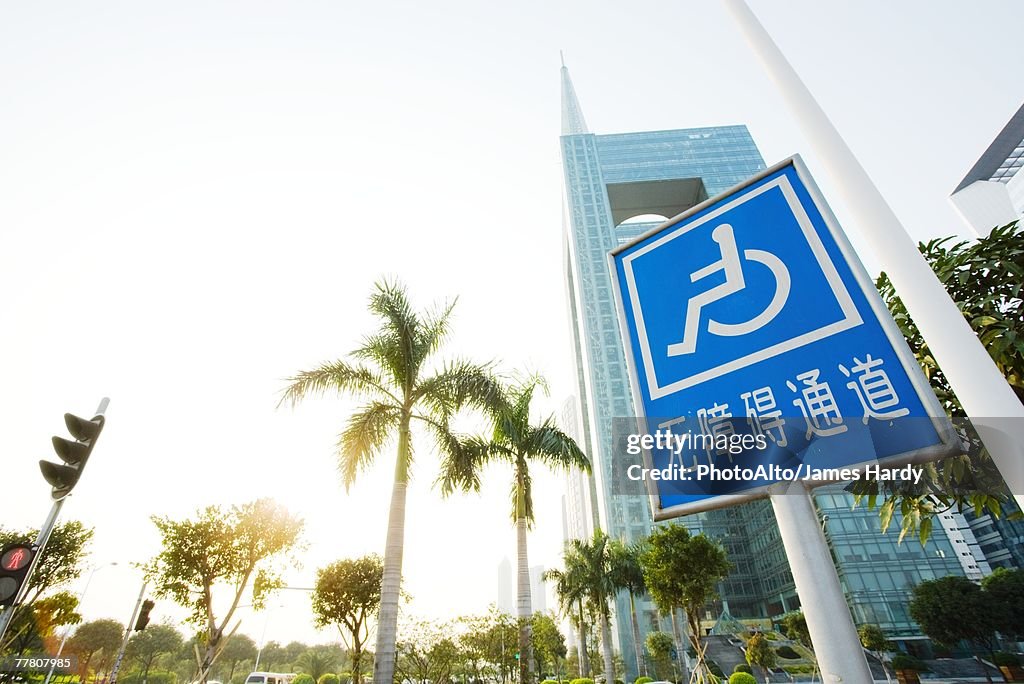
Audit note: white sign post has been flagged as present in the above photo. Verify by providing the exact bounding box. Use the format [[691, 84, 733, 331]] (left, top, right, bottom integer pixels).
[[722, 0, 1024, 509]]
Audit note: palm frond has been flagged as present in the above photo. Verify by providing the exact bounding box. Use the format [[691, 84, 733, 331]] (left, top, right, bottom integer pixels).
[[414, 299, 456, 363], [434, 432, 492, 496], [526, 417, 591, 473], [337, 402, 401, 489], [278, 360, 396, 408], [367, 279, 419, 388], [414, 360, 503, 418]]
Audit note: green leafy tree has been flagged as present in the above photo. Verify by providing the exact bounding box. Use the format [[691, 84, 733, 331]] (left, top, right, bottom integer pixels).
[[863, 222, 1024, 542], [779, 611, 810, 649], [440, 376, 588, 684], [216, 633, 257, 683], [0, 521, 92, 654], [609, 541, 648, 679], [640, 525, 730, 679], [909, 575, 998, 683], [311, 555, 383, 684], [127, 624, 185, 682], [530, 612, 567, 679], [280, 279, 499, 684], [981, 567, 1024, 641], [858, 624, 891, 681], [644, 632, 674, 681], [145, 498, 303, 682], [395, 620, 464, 684], [458, 609, 517, 684], [68, 618, 124, 681], [744, 634, 776, 682]]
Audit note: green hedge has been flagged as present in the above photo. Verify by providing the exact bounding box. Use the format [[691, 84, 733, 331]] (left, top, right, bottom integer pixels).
[[774, 646, 800, 660], [570, 678, 595, 684], [319, 675, 340, 684], [732, 664, 752, 675], [728, 673, 756, 684], [634, 677, 653, 684], [994, 652, 1020, 667], [118, 672, 178, 684], [293, 674, 315, 684], [890, 654, 928, 672]]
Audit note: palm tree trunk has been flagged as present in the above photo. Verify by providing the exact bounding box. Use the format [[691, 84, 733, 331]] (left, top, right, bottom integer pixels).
[[373, 420, 411, 684], [516, 514, 535, 684], [599, 609, 615, 684], [577, 601, 590, 678], [628, 593, 646, 678]]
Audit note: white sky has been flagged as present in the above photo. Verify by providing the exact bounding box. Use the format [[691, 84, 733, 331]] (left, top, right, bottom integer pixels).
[[2, 0, 1022, 650]]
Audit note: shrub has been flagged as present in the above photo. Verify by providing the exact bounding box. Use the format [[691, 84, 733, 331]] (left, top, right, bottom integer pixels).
[[781, 665, 815, 675], [570, 678, 595, 684], [338, 673, 352, 684], [635, 677, 653, 684], [118, 673, 178, 684], [615, 679, 624, 684], [542, 680, 560, 684], [890, 654, 927, 672], [294, 675, 315, 684], [732, 664, 752, 675], [993, 652, 1020, 667], [763, 632, 778, 641], [774, 645, 800, 660], [319, 675, 340, 684], [728, 674, 756, 684]]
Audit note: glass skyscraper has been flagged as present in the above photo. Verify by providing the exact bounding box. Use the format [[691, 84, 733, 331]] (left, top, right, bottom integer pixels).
[[558, 63, 973, 676]]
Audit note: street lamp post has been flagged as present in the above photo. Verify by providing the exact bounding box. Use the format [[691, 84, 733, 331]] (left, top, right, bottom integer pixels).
[[44, 562, 119, 684]]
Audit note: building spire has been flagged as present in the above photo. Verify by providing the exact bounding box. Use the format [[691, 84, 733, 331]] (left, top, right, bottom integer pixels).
[[560, 55, 589, 135]]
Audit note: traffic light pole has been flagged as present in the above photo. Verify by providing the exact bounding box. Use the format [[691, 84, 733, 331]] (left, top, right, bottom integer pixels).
[[0, 398, 110, 646], [109, 581, 147, 684], [0, 498, 65, 645]]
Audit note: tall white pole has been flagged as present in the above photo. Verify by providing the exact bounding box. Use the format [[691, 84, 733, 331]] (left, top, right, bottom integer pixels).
[[722, 0, 1024, 509], [772, 487, 874, 684], [109, 581, 147, 684]]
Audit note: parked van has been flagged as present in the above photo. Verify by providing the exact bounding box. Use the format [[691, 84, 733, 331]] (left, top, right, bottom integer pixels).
[[246, 672, 296, 684]]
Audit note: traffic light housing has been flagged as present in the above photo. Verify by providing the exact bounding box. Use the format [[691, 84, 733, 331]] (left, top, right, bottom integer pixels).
[[0, 543, 35, 607], [40, 411, 105, 500], [134, 599, 155, 631]]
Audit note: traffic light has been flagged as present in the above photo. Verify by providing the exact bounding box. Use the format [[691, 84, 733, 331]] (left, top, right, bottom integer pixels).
[[40, 411, 106, 500], [134, 599, 155, 631], [0, 543, 35, 607]]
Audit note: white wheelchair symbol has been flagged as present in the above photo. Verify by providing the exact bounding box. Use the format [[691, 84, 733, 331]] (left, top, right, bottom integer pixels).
[[667, 223, 791, 356]]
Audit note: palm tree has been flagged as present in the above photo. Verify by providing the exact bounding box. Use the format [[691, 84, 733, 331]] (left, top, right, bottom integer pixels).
[[544, 561, 591, 678], [440, 377, 589, 684], [549, 532, 617, 684], [610, 540, 648, 678], [280, 279, 500, 684]]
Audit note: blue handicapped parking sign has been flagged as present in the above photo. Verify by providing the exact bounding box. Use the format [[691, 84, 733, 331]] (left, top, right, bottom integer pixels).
[[610, 157, 958, 518]]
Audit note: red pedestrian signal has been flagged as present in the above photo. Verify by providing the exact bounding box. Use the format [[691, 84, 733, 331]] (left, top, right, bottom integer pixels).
[[0, 544, 35, 607]]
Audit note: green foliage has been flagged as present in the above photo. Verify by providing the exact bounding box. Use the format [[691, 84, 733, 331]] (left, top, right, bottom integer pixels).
[[531, 611, 567, 674], [118, 671, 179, 684], [781, 664, 816, 675], [993, 652, 1020, 667], [762, 632, 777, 641], [67, 618, 125, 677], [890, 654, 928, 672], [293, 674, 315, 684], [774, 646, 799, 660], [145, 498, 302, 678], [981, 567, 1024, 640], [318, 674, 341, 684], [863, 222, 1024, 542], [745, 634, 777, 671], [732, 664, 752, 674], [296, 645, 343, 681], [728, 673, 756, 684], [779, 611, 810, 649], [635, 677, 654, 684], [542, 680, 560, 684], [857, 624, 890, 653], [0, 520, 93, 605], [640, 524, 730, 673], [338, 673, 352, 684], [570, 678, 595, 684], [909, 575, 998, 652], [126, 624, 184, 677], [312, 555, 382, 684]]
